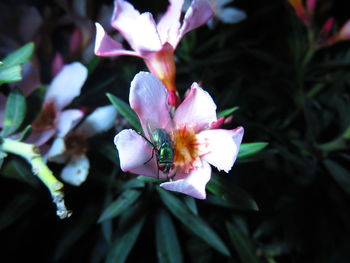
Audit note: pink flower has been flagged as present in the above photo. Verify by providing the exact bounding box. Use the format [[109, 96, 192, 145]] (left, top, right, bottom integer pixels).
[[114, 72, 243, 199], [46, 105, 118, 186], [288, 0, 317, 26], [325, 19, 350, 45], [94, 0, 214, 106], [26, 62, 88, 146]]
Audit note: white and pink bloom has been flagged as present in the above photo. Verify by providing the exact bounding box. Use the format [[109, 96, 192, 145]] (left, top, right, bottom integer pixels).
[[46, 105, 118, 186], [184, 0, 246, 28], [114, 72, 243, 199], [94, 0, 214, 106], [27, 62, 87, 146]]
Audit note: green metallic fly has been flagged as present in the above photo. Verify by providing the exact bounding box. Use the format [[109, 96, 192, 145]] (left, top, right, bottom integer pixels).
[[140, 123, 175, 179]]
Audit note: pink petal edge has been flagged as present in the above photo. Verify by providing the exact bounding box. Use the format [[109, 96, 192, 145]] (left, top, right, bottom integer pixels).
[[129, 72, 171, 136], [94, 23, 140, 57], [174, 82, 217, 132], [114, 129, 163, 178], [160, 161, 212, 199]]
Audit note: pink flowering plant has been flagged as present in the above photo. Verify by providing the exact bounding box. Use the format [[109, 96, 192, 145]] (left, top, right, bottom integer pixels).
[[95, 0, 214, 106], [3, 0, 350, 262], [115, 72, 243, 199]]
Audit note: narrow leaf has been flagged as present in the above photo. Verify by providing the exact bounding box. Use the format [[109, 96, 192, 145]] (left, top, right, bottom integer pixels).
[[155, 209, 183, 263], [106, 93, 141, 131], [106, 216, 145, 263], [0, 151, 7, 169], [238, 142, 268, 159], [1, 88, 26, 137], [226, 222, 260, 263], [2, 42, 34, 67], [158, 188, 230, 256], [137, 175, 168, 184], [323, 159, 350, 195], [207, 173, 259, 211], [0, 65, 21, 85], [217, 106, 239, 118], [98, 189, 141, 222], [183, 196, 198, 215], [0, 194, 34, 231]]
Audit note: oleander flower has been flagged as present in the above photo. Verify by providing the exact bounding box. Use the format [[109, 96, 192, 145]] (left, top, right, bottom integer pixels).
[[94, 0, 214, 106], [184, 0, 246, 28], [114, 72, 243, 199], [26, 62, 87, 146], [46, 105, 118, 186], [288, 0, 316, 26]]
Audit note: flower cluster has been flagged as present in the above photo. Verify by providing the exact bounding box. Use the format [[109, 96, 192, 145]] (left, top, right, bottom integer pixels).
[[95, 0, 244, 199], [288, 0, 350, 46]]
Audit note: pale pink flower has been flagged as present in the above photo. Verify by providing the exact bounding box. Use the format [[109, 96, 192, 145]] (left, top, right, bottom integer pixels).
[[325, 19, 350, 45], [26, 62, 88, 146], [94, 0, 214, 106], [184, 0, 246, 28], [46, 105, 118, 186], [114, 72, 243, 199]]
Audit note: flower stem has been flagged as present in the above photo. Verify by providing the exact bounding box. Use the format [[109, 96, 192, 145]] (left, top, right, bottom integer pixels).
[[0, 138, 72, 219]]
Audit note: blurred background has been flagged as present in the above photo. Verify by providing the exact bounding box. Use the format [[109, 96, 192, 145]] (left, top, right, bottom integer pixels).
[[1, 0, 350, 262]]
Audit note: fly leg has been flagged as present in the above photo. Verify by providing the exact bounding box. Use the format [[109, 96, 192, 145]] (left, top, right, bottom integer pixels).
[[144, 148, 155, 165]]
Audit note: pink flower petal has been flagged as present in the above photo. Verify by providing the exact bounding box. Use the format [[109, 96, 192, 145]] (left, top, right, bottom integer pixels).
[[94, 23, 141, 57], [157, 0, 184, 47], [111, 0, 162, 54], [114, 129, 161, 178], [45, 62, 87, 110], [160, 161, 211, 199], [197, 126, 244, 172], [45, 137, 67, 161], [338, 19, 350, 40], [76, 105, 118, 138], [129, 72, 171, 135], [57, 109, 84, 137], [174, 83, 217, 132], [177, 0, 214, 44], [61, 154, 90, 186], [26, 129, 56, 146]]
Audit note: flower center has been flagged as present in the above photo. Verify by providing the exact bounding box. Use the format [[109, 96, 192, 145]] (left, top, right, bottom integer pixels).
[[172, 126, 200, 171], [32, 102, 57, 132], [64, 132, 88, 156]]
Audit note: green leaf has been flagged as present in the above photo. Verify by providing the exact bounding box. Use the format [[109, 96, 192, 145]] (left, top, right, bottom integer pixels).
[[106, 93, 141, 131], [122, 178, 145, 190], [95, 142, 120, 166], [226, 222, 260, 263], [217, 106, 239, 118], [137, 175, 168, 184], [0, 65, 21, 85], [106, 216, 146, 263], [238, 142, 269, 159], [0, 194, 35, 231], [323, 159, 350, 195], [23, 85, 46, 125], [0, 151, 7, 169], [206, 173, 259, 211], [98, 189, 141, 223], [1, 88, 26, 137], [2, 42, 34, 67], [157, 188, 231, 256], [183, 196, 198, 215], [0, 157, 39, 187], [155, 209, 183, 263]]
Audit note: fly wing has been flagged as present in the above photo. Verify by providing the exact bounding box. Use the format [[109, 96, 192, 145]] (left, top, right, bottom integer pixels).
[[145, 120, 157, 144]]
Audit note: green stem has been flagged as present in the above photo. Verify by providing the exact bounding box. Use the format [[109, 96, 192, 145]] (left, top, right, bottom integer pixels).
[[0, 138, 71, 219]]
